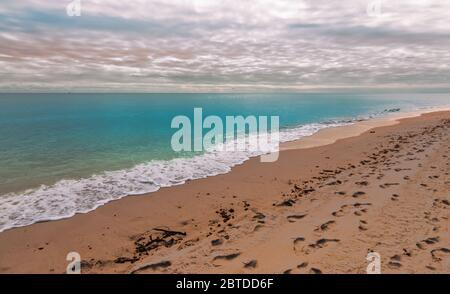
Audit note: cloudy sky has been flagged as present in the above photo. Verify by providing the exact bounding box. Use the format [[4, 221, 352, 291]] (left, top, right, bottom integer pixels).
[[0, 0, 449, 92]]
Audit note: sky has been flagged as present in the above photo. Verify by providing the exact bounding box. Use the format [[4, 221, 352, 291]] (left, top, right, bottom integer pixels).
[[0, 0, 450, 92]]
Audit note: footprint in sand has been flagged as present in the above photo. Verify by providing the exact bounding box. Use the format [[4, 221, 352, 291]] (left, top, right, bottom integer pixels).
[[315, 220, 336, 232], [243, 259, 257, 269], [293, 237, 306, 252], [253, 224, 264, 232], [309, 238, 340, 249], [415, 236, 440, 251], [293, 237, 305, 244], [387, 261, 402, 269], [356, 181, 369, 186], [352, 191, 366, 198], [332, 210, 345, 217], [213, 252, 241, 262], [287, 214, 307, 223], [426, 265, 436, 271], [130, 260, 172, 274], [423, 237, 440, 245], [354, 202, 372, 208], [379, 182, 400, 189], [431, 248, 450, 261], [253, 212, 266, 220], [402, 248, 412, 257], [416, 242, 426, 250], [358, 224, 368, 231], [358, 220, 368, 231], [391, 194, 400, 201], [211, 239, 223, 246], [333, 203, 371, 217], [298, 238, 340, 255], [309, 267, 322, 274]]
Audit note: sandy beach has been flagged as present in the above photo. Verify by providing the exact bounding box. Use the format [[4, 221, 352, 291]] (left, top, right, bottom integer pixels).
[[0, 110, 449, 274]]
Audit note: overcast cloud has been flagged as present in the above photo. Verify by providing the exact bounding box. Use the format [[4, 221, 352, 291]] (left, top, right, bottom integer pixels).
[[0, 0, 449, 92]]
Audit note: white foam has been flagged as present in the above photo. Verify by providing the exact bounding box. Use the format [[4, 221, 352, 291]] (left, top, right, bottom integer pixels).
[[3, 103, 450, 232], [0, 121, 351, 232]]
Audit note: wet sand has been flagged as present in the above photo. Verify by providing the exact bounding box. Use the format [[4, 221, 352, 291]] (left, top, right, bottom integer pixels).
[[0, 110, 449, 274]]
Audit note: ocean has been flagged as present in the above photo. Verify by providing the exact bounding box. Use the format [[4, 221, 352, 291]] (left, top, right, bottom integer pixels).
[[0, 92, 449, 231]]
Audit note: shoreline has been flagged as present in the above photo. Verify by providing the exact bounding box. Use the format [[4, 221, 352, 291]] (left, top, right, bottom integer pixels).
[[282, 106, 450, 151], [0, 108, 449, 273], [0, 108, 417, 233], [1, 106, 449, 234]]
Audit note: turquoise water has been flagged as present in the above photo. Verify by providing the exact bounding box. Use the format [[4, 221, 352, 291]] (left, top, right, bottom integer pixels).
[[0, 92, 449, 231]]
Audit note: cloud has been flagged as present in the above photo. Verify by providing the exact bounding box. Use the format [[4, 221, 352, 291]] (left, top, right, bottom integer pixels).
[[0, 0, 449, 91]]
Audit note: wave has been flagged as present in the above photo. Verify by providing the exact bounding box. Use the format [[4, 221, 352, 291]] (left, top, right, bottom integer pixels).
[[2, 100, 449, 233], [0, 120, 352, 232], [19, 102, 440, 233]]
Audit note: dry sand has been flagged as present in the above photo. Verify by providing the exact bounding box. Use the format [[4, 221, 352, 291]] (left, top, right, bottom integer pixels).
[[0, 110, 449, 274]]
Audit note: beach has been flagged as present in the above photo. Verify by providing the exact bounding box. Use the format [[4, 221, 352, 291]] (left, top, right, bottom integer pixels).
[[0, 109, 449, 274]]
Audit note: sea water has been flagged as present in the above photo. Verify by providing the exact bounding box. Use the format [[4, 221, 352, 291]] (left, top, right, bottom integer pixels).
[[0, 92, 449, 231]]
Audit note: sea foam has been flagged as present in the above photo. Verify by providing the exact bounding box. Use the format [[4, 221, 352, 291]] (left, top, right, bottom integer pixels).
[[0, 121, 348, 232]]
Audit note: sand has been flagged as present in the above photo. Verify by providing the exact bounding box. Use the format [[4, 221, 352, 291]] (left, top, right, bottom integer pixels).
[[0, 110, 449, 274]]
